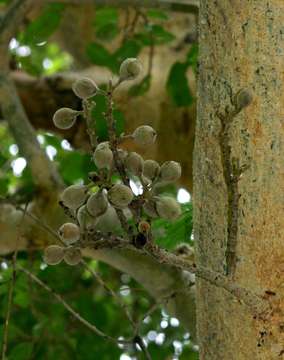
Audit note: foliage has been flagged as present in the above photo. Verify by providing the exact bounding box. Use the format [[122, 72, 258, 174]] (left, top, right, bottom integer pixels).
[[166, 44, 198, 107], [0, 3, 198, 359]]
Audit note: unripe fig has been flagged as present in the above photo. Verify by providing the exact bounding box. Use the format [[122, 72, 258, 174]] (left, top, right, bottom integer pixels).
[[124, 152, 144, 176], [0, 204, 22, 225], [60, 184, 89, 210], [108, 184, 133, 208], [77, 205, 97, 229], [119, 58, 142, 81], [93, 142, 113, 169], [156, 197, 181, 221], [160, 161, 181, 182], [53, 108, 80, 130], [138, 220, 150, 234], [143, 200, 159, 218], [43, 245, 64, 265], [235, 88, 253, 110], [143, 160, 160, 181], [86, 190, 108, 217], [58, 222, 80, 245], [64, 247, 82, 266], [94, 206, 121, 233], [132, 125, 156, 146], [72, 77, 98, 99], [117, 148, 128, 161]]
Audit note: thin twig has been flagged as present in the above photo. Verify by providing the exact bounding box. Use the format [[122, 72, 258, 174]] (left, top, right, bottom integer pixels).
[[1, 202, 28, 359], [81, 259, 135, 328], [17, 264, 131, 346]]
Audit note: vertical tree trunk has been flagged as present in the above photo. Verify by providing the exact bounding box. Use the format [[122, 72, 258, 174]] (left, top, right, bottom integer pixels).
[[194, 1, 284, 359]]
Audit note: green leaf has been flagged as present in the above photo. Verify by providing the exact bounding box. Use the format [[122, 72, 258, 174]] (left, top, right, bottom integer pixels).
[[21, 3, 65, 44], [186, 43, 198, 72], [94, 7, 118, 27], [152, 203, 193, 249], [94, 7, 119, 40], [166, 62, 193, 106], [128, 75, 151, 97], [0, 177, 9, 195], [113, 109, 125, 136], [136, 24, 175, 45], [113, 39, 142, 72], [86, 42, 116, 71], [96, 23, 119, 40], [9, 342, 33, 360], [59, 151, 93, 184], [146, 9, 169, 20], [92, 93, 125, 140]]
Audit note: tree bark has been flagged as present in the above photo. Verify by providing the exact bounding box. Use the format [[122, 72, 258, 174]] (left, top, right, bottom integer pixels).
[[194, 1, 284, 359]]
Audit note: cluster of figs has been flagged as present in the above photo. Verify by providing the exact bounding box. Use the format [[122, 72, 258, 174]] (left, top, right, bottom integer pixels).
[[44, 58, 182, 267]]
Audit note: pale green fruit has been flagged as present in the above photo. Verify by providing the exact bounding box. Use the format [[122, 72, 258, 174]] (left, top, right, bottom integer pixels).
[[58, 222, 80, 245], [235, 88, 253, 110], [72, 77, 98, 99], [117, 148, 128, 161], [143, 159, 160, 181], [43, 245, 65, 265], [156, 197, 181, 221], [119, 58, 142, 81], [77, 205, 97, 229], [94, 206, 121, 233], [143, 200, 158, 218], [86, 190, 108, 217], [53, 108, 79, 129], [64, 247, 82, 266], [108, 184, 133, 208], [132, 125, 156, 146], [125, 152, 144, 176], [93, 142, 113, 169], [61, 184, 89, 210], [160, 161, 181, 182]]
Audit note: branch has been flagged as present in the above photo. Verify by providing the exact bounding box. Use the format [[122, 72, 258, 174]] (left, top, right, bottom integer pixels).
[[1, 203, 27, 360], [0, 74, 64, 192], [51, 0, 199, 14], [0, 200, 197, 339], [17, 264, 131, 346], [0, 1, 64, 192]]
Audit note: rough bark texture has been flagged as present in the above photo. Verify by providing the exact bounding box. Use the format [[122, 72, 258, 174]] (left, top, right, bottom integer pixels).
[[194, 1, 284, 359]]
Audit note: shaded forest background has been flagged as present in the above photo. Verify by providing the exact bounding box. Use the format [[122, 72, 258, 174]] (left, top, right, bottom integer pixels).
[[0, 1, 199, 359]]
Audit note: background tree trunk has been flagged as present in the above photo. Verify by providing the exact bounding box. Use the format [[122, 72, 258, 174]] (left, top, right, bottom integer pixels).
[[194, 1, 284, 359]]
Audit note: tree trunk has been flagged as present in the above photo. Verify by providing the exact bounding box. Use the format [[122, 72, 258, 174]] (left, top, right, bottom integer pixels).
[[194, 1, 284, 359]]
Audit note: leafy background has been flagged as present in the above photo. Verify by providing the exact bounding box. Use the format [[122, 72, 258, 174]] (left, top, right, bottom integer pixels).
[[0, 2, 198, 359]]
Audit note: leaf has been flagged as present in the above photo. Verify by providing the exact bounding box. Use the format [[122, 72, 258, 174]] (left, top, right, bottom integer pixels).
[[86, 42, 116, 71], [8, 342, 33, 360], [136, 24, 175, 45], [113, 109, 125, 137], [92, 93, 125, 140], [146, 9, 169, 20], [152, 203, 193, 249], [96, 23, 119, 40], [94, 7, 119, 40], [150, 24, 175, 44], [128, 75, 151, 97], [21, 3, 65, 44], [59, 151, 93, 184], [94, 7, 118, 27], [166, 62, 193, 106], [186, 43, 198, 72]]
